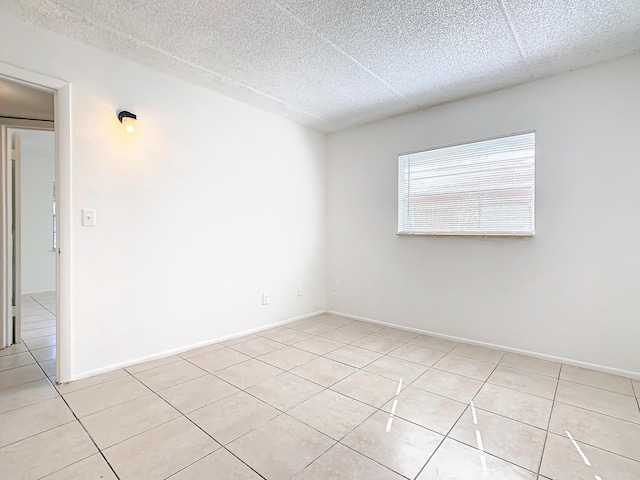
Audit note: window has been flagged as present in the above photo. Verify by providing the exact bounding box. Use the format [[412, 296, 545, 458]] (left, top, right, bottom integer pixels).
[[398, 132, 535, 236]]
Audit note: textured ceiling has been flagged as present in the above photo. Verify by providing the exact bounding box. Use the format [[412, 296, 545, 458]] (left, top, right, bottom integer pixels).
[[0, 76, 54, 121], [1, 0, 639, 132]]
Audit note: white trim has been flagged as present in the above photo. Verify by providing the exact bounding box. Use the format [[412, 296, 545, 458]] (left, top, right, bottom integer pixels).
[[326, 310, 640, 380], [0, 62, 72, 383], [69, 310, 325, 381]]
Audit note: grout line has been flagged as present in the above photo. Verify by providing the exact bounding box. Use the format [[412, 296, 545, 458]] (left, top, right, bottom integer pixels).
[[536, 363, 562, 475]]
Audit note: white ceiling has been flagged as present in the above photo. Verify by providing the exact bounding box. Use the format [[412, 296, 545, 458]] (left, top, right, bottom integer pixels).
[[0, 76, 54, 121], [1, 0, 639, 132]]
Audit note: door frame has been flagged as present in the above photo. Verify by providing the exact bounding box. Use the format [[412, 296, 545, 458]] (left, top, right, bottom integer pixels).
[[0, 62, 71, 383]]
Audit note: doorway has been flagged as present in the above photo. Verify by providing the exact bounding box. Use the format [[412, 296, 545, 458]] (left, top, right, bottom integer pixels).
[[7, 127, 57, 381], [0, 65, 70, 383]]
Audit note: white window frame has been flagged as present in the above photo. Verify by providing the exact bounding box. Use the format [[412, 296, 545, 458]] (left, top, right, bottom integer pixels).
[[397, 131, 535, 237]]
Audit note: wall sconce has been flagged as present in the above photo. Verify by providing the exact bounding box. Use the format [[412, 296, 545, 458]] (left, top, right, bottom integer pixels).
[[117, 110, 137, 133]]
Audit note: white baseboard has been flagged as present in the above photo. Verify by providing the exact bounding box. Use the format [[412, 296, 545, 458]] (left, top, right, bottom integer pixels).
[[70, 310, 325, 382], [326, 310, 640, 380]]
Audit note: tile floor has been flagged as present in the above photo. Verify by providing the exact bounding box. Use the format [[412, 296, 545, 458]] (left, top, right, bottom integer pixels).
[[0, 312, 639, 479]]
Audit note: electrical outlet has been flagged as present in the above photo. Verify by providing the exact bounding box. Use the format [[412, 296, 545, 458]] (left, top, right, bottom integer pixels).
[[262, 292, 269, 305], [297, 286, 303, 297]]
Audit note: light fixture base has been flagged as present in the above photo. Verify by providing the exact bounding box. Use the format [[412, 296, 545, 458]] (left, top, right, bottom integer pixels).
[[117, 110, 137, 122]]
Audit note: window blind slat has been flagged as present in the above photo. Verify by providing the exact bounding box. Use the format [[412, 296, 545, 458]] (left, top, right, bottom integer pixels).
[[398, 132, 535, 236]]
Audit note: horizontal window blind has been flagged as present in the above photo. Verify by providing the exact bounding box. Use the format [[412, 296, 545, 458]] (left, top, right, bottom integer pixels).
[[398, 132, 535, 236]]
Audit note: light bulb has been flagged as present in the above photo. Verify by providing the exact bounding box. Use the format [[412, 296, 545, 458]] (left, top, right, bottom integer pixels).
[[123, 117, 135, 133]]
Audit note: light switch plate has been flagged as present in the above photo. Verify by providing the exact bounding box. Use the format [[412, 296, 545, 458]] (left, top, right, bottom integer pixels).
[[82, 209, 96, 226]]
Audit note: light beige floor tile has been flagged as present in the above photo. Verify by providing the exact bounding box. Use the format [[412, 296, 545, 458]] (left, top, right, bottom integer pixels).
[[417, 438, 537, 480], [474, 383, 553, 429], [382, 386, 466, 435], [342, 320, 385, 334], [434, 353, 497, 381], [21, 326, 56, 339], [344, 320, 385, 334], [450, 343, 504, 364], [289, 389, 376, 440], [125, 355, 182, 374], [228, 414, 334, 480], [229, 337, 284, 356], [0, 363, 44, 389], [388, 343, 446, 366], [364, 356, 428, 383], [352, 335, 403, 354], [342, 411, 443, 478], [63, 375, 149, 417], [158, 374, 239, 413], [291, 357, 356, 387], [178, 342, 225, 359], [556, 380, 640, 423], [187, 347, 250, 372], [55, 369, 129, 395], [320, 328, 369, 343], [40, 359, 56, 378], [0, 342, 27, 357], [549, 402, 640, 461], [22, 319, 56, 331], [373, 327, 419, 343], [313, 314, 355, 327], [0, 421, 97, 480], [293, 336, 344, 355], [260, 328, 312, 345], [21, 312, 53, 322], [449, 406, 546, 472], [31, 346, 55, 363], [133, 360, 207, 391], [169, 449, 262, 479], [41, 454, 117, 480], [292, 443, 403, 480], [220, 334, 257, 346], [560, 365, 634, 396], [81, 394, 181, 449], [257, 345, 317, 370], [488, 365, 558, 399], [0, 351, 35, 371], [0, 378, 56, 414], [23, 335, 56, 350], [500, 353, 561, 378], [409, 335, 458, 352], [214, 359, 282, 389], [412, 368, 484, 403], [633, 379, 639, 397], [188, 391, 279, 444], [540, 432, 640, 480], [246, 372, 323, 411], [0, 396, 74, 447], [104, 417, 218, 480], [291, 321, 338, 335], [325, 345, 382, 368], [331, 371, 400, 408]]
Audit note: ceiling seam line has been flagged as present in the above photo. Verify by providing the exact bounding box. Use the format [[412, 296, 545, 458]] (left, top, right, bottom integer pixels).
[[46, 1, 329, 124], [270, 0, 418, 106], [498, 0, 536, 79]]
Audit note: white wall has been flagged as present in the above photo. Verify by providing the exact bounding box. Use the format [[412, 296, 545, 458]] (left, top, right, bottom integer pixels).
[[19, 129, 56, 294], [327, 54, 640, 375], [0, 14, 326, 378]]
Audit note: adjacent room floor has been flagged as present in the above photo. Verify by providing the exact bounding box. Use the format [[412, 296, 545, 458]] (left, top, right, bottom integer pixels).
[[0, 313, 638, 479]]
